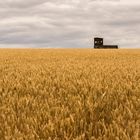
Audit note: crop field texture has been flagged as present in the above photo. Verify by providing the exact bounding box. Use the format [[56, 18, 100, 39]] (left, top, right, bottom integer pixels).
[[0, 49, 140, 140]]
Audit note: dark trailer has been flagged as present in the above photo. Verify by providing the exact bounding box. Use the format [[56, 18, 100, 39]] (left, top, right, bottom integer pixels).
[[94, 37, 118, 49]]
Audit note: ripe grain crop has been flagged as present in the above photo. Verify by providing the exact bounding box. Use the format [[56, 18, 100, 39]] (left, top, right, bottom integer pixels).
[[0, 49, 140, 140]]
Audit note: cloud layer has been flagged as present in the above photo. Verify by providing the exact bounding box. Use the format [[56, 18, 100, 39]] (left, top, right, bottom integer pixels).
[[0, 0, 140, 48]]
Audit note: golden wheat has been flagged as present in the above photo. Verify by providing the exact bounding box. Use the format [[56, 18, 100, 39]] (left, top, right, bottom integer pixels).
[[0, 49, 140, 140]]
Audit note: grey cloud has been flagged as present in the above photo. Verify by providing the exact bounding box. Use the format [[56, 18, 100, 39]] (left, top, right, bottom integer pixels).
[[0, 0, 140, 48], [0, 0, 47, 8]]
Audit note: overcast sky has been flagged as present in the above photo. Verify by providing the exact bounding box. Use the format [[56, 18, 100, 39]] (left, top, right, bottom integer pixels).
[[0, 0, 140, 48]]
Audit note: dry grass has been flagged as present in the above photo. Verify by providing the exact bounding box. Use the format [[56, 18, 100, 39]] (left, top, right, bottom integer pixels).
[[0, 49, 140, 140]]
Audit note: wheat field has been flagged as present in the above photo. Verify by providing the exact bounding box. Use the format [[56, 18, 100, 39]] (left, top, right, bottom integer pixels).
[[0, 49, 140, 140]]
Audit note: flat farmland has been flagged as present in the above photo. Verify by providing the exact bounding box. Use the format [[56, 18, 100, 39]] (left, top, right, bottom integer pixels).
[[0, 49, 140, 140]]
